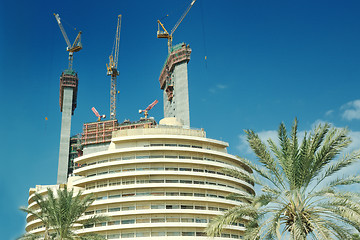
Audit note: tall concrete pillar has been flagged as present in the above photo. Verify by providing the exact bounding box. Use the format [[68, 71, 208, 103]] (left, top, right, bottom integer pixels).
[[57, 70, 78, 184], [159, 43, 191, 128], [163, 62, 190, 128], [57, 88, 73, 184]]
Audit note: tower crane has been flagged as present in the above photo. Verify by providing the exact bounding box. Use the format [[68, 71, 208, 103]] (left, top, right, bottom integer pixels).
[[139, 100, 158, 118], [157, 0, 196, 54], [53, 13, 82, 70], [106, 14, 122, 120]]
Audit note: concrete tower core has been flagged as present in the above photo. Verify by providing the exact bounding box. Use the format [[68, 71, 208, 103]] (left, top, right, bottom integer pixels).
[[159, 43, 191, 128], [57, 70, 78, 184]]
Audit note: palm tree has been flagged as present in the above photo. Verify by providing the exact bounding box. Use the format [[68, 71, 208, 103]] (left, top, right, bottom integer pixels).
[[207, 119, 360, 239], [20, 186, 107, 240]]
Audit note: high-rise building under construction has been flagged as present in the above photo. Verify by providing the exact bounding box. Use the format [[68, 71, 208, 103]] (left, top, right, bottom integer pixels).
[[23, 3, 254, 239]]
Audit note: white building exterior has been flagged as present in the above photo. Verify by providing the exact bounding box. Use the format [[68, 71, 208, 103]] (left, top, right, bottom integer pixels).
[[25, 121, 254, 239]]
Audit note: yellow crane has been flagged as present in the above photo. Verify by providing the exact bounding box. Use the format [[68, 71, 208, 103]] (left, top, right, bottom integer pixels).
[[53, 13, 82, 70], [157, 0, 196, 54], [106, 15, 122, 120]]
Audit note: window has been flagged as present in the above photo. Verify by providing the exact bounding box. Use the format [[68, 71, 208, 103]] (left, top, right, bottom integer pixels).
[[108, 207, 120, 212], [196, 232, 207, 236], [122, 193, 135, 197], [194, 193, 205, 197], [165, 143, 177, 146], [196, 218, 207, 223], [178, 144, 190, 147], [85, 211, 94, 215], [166, 217, 180, 222], [121, 233, 134, 238], [149, 179, 164, 183], [166, 204, 179, 209], [208, 206, 218, 211], [122, 206, 135, 211], [136, 232, 150, 237], [179, 168, 191, 171], [151, 218, 165, 223], [136, 204, 150, 210], [180, 180, 192, 184], [136, 218, 150, 223], [194, 181, 204, 184], [192, 145, 202, 149], [195, 205, 206, 210], [121, 219, 135, 224], [167, 232, 180, 236], [181, 217, 194, 222], [181, 205, 193, 209], [182, 232, 195, 236], [107, 234, 120, 239], [109, 194, 120, 199], [166, 179, 179, 183], [151, 192, 164, 196], [107, 220, 120, 226], [180, 192, 193, 196], [151, 204, 165, 209], [95, 209, 106, 214], [165, 167, 178, 171], [95, 222, 106, 227], [166, 192, 179, 196], [151, 232, 165, 236]]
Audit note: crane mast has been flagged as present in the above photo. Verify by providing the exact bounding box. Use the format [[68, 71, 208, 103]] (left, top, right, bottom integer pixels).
[[107, 14, 122, 120], [53, 13, 82, 70]]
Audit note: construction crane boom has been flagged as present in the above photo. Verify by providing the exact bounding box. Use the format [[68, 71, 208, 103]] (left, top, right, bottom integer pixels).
[[54, 13, 82, 70], [157, 0, 196, 54], [139, 100, 158, 118], [107, 14, 122, 120], [91, 107, 106, 121]]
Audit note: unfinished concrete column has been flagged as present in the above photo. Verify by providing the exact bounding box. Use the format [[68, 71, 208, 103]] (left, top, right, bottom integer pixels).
[[57, 70, 78, 184], [159, 43, 191, 128]]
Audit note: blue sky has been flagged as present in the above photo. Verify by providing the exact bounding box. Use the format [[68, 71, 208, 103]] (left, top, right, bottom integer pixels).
[[1, 0, 360, 239]]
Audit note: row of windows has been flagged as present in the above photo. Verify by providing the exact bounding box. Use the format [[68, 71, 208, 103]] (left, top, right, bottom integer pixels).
[[84, 216, 245, 227], [77, 154, 242, 172], [85, 176, 246, 193], [85, 202, 231, 215], [86, 165, 234, 178], [92, 190, 242, 202], [103, 231, 243, 239]]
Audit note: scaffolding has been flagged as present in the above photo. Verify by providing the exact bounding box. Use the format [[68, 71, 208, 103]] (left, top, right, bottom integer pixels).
[[159, 43, 192, 97], [59, 69, 78, 114], [82, 119, 119, 146], [68, 134, 82, 175], [82, 118, 157, 146]]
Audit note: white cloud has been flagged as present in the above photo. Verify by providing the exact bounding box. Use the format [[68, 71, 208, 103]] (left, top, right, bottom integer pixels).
[[208, 84, 228, 93], [216, 84, 227, 89], [341, 99, 360, 121], [325, 109, 334, 116]]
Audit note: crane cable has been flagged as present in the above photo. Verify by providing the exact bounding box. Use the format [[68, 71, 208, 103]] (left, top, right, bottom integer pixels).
[[200, 0, 208, 69]]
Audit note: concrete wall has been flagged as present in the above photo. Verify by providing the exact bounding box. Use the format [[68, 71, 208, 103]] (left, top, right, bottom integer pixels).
[[57, 87, 73, 184], [163, 62, 190, 128]]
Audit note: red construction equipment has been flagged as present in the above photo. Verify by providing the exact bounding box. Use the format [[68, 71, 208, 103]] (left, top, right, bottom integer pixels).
[[91, 107, 106, 121], [139, 100, 158, 118]]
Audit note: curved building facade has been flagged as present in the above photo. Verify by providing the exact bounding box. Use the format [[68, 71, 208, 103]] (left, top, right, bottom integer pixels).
[[25, 123, 254, 239]]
